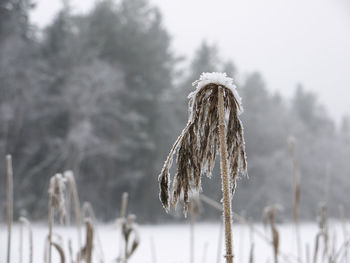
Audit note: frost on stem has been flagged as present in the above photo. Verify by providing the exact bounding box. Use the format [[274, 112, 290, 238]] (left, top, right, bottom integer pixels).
[[158, 72, 247, 215]]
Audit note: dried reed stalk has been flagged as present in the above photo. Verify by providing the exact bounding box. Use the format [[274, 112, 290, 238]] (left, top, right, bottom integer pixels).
[[287, 137, 302, 262], [123, 215, 140, 261], [313, 203, 329, 263], [6, 155, 13, 263], [159, 73, 247, 263], [339, 205, 349, 263], [82, 202, 105, 263], [249, 220, 255, 263], [52, 241, 66, 263], [48, 173, 67, 263], [248, 243, 255, 263], [117, 193, 129, 262], [64, 171, 82, 262], [44, 233, 65, 263], [19, 217, 33, 263], [80, 219, 94, 263], [263, 205, 281, 263]]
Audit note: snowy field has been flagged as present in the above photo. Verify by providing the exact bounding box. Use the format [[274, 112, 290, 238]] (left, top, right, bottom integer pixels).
[[0, 222, 347, 263]]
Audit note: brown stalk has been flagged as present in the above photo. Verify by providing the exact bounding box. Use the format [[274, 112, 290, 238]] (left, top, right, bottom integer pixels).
[[48, 174, 67, 263], [123, 215, 140, 261], [52, 241, 66, 263], [287, 136, 302, 262], [158, 73, 247, 263], [79, 219, 94, 263], [263, 205, 281, 263]]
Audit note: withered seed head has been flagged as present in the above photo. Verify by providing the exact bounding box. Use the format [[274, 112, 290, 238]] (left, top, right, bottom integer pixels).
[[158, 73, 247, 215]]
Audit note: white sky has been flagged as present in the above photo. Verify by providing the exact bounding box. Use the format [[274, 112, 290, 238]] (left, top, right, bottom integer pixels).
[[31, 0, 350, 123]]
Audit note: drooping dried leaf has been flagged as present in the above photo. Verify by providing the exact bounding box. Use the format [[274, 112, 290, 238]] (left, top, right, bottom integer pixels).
[[158, 73, 247, 215]]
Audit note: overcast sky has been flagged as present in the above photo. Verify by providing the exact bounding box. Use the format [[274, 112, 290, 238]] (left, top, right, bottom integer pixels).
[[31, 0, 350, 123]]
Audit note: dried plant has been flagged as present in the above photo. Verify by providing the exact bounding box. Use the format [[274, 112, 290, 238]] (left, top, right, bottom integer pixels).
[[313, 203, 329, 263], [82, 202, 105, 263], [121, 214, 140, 262], [263, 205, 282, 263], [52, 241, 66, 263], [249, 243, 255, 263], [249, 220, 255, 263], [79, 219, 94, 263], [116, 193, 140, 263], [19, 216, 33, 263], [158, 72, 247, 263], [48, 173, 67, 263], [287, 136, 302, 262], [338, 205, 349, 263], [6, 155, 13, 263], [44, 233, 65, 263], [64, 170, 82, 262], [117, 193, 129, 262]]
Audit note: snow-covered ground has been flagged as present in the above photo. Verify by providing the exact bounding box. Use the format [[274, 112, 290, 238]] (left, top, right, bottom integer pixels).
[[0, 221, 347, 263]]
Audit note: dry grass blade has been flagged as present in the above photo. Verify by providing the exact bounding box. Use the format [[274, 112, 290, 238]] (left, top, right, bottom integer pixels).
[[313, 203, 329, 263], [6, 155, 13, 263]]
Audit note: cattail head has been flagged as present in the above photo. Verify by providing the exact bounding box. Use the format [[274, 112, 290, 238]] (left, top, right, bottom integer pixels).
[[159, 72, 247, 215]]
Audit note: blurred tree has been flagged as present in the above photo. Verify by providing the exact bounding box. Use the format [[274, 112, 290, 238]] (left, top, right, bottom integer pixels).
[[292, 84, 334, 135]]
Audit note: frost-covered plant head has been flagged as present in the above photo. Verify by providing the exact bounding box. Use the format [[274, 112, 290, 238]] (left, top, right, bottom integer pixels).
[[48, 173, 67, 223], [159, 72, 247, 215]]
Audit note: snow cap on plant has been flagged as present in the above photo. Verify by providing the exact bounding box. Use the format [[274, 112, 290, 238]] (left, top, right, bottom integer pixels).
[[158, 72, 247, 215]]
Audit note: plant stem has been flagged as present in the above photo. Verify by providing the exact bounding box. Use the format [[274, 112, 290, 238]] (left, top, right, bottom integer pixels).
[[65, 172, 82, 262], [7, 155, 13, 263], [48, 195, 54, 263], [217, 86, 234, 263]]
